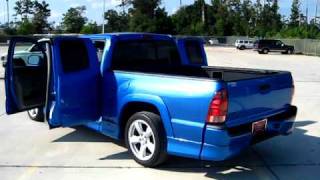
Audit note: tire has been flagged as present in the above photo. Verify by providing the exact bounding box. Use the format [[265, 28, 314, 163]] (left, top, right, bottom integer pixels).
[[262, 48, 269, 54], [287, 49, 294, 54], [125, 111, 167, 167], [239, 46, 245, 50], [258, 50, 263, 54], [27, 107, 44, 122]]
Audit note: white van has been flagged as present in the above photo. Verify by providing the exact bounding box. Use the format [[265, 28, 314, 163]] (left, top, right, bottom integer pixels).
[[235, 39, 254, 50]]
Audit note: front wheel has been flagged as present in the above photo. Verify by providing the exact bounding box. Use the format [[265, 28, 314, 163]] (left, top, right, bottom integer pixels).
[[262, 48, 269, 54], [239, 46, 245, 50], [27, 108, 44, 122], [125, 111, 167, 167], [287, 49, 294, 54]]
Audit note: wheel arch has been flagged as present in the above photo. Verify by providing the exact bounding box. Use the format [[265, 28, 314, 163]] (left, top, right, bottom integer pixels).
[[118, 94, 174, 139]]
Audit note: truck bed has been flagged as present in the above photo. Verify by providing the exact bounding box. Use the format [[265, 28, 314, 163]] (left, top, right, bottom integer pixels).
[[141, 65, 294, 128], [147, 65, 282, 82]]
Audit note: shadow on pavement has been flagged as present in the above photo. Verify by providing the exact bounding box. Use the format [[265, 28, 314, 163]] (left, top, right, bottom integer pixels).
[[53, 126, 125, 147], [99, 151, 132, 160], [158, 120, 319, 179], [53, 120, 318, 179]]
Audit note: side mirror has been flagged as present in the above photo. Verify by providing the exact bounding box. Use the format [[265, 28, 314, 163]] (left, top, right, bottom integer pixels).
[[27, 55, 41, 66], [1, 55, 6, 61], [1, 56, 6, 68]]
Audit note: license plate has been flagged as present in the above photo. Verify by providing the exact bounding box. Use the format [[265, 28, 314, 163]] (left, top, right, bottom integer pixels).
[[252, 119, 267, 136]]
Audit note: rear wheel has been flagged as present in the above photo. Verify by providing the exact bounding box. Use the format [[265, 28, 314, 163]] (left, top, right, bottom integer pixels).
[[125, 111, 167, 167], [262, 48, 269, 54], [27, 107, 44, 122], [239, 46, 245, 50], [287, 49, 294, 54]]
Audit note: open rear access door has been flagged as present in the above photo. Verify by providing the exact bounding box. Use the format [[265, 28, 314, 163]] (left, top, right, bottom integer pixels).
[[47, 37, 101, 128], [5, 37, 48, 114]]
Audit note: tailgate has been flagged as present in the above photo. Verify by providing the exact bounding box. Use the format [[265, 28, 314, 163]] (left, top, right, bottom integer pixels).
[[226, 72, 294, 127]]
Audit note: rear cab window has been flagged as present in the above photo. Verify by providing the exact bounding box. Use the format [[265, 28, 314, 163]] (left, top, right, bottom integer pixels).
[[111, 39, 181, 72]]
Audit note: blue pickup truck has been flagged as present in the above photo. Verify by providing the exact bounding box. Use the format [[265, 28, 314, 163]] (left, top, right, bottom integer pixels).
[[4, 33, 297, 167]]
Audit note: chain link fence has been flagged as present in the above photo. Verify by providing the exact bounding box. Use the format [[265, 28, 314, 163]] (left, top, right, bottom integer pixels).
[[202, 36, 320, 56]]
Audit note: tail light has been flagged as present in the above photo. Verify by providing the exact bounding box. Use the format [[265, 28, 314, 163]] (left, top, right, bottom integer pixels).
[[207, 89, 228, 125]]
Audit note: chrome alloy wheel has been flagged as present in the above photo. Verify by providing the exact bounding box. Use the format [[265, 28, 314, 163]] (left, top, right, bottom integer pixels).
[[128, 119, 156, 161]]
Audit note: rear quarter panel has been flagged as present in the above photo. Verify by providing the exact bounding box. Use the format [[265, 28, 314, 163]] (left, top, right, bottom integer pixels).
[[102, 71, 222, 158]]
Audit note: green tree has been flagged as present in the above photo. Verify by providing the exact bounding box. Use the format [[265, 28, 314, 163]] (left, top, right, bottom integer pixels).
[[241, 0, 255, 36], [32, 0, 51, 33], [62, 6, 87, 33], [14, 0, 34, 20], [254, 0, 282, 37], [171, 6, 192, 34], [104, 10, 129, 32], [226, 0, 243, 35], [153, 8, 174, 34], [81, 22, 99, 34], [211, 0, 230, 35], [17, 19, 36, 34], [270, 0, 282, 33], [128, 0, 172, 33], [172, 0, 212, 35], [290, 0, 300, 26]]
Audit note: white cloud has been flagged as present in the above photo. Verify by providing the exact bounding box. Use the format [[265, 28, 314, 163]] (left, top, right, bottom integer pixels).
[[170, 7, 178, 15], [70, 3, 82, 7], [51, 10, 62, 19], [86, 0, 119, 9]]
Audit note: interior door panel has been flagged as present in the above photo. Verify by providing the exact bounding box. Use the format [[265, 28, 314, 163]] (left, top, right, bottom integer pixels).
[[5, 37, 48, 114]]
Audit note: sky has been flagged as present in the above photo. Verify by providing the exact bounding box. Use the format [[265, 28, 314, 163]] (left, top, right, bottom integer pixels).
[[0, 0, 319, 25]]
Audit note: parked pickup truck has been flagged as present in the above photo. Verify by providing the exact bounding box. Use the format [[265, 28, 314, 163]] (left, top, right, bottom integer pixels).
[[4, 33, 297, 167]]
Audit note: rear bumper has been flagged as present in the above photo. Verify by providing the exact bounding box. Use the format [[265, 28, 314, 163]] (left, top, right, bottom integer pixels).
[[200, 106, 297, 161]]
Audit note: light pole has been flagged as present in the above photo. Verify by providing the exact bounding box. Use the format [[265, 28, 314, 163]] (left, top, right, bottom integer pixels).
[[316, 0, 319, 24], [102, 0, 106, 33], [6, 0, 9, 26], [306, 0, 309, 23]]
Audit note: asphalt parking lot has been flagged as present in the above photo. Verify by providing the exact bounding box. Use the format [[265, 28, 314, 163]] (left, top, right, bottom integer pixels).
[[0, 46, 319, 180]]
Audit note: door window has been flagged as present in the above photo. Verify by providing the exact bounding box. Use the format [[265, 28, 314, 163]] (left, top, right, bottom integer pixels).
[[59, 40, 90, 73], [275, 40, 283, 47]]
